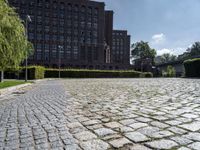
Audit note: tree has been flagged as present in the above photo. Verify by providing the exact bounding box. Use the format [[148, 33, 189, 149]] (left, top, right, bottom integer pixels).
[[131, 41, 157, 59], [178, 42, 200, 60], [0, 0, 33, 82], [159, 53, 177, 63], [187, 42, 200, 56]]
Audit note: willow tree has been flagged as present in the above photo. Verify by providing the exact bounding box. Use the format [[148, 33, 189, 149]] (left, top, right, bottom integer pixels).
[[0, 0, 33, 82]]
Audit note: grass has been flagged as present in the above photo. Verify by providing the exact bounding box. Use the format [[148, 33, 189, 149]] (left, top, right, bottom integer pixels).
[[0, 80, 30, 89]]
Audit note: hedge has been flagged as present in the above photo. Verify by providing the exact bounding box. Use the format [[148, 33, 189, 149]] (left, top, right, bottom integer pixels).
[[184, 58, 200, 77], [45, 69, 153, 78], [5, 66, 45, 80]]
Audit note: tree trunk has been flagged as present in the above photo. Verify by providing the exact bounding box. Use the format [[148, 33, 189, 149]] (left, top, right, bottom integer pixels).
[[0, 70, 4, 83]]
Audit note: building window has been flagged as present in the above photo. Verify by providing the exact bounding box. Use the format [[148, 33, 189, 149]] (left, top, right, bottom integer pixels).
[[44, 52, 49, 60], [52, 45, 57, 58], [44, 26, 50, 32], [45, 34, 49, 40], [37, 0, 42, 7], [45, 0, 50, 9], [60, 36, 64, 42], [74, 30, 78, 36], [74, 15, 78, 20], [37, 34, 42, 40], [67, 37, 71, 42], [59, 27, 64, 34], [29, 0, 35, 7], [66, 51, 71, 59], [60, 20, 64, 26], [53, 20, 57, 25], [45, 12, 49, 17], [37, 25, 42, 32], [73, 46, 78, 60], [60, 2, 65, 10], [45, 18, 50, 25], [60, 13, 64, 19], [87, 22, 92, 28], [52, 27, 57, 33], [52, 35, 57, 41], [29, 24, 34, 32], [53, 1, 57, 9], [67, 21, 72, 27], [68, 4, 72, 11], [88, 7, 92, 15], [94, 8, 98, 15], [67, 14, 71, 20], [67, 29, 71, 35], [28, 33, 34, 40], [53, 12, 58, 18], [37, 52, 42, 60], [74, 21, 78, 28], [74, 5, 79, 12], [81, 21, 85, 28]]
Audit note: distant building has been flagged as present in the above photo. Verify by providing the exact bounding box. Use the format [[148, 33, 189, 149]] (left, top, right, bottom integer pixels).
[[112, 30, 131, 69], [8, 0, 131, 70]]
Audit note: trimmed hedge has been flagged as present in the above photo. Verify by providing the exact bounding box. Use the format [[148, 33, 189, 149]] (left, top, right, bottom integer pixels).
[[45, 69, 153, 78], [26, 66, 45, 79], [5, 66, 45, 80], [184, 58, 200, 77], [142, 72, 153, 78]]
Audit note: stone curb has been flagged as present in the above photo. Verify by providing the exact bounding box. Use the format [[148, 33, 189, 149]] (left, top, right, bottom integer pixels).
[[0, 83, 32, 98]]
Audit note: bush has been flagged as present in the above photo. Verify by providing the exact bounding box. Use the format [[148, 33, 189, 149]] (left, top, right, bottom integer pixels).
[[184, 58, 200, 77], [142, 72, 153, 78], [162, 66, 176, 77], [45, 69, 153, 78]]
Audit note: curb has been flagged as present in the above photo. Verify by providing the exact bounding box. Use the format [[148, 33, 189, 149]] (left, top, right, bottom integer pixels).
[[0, 83, 32, 98]]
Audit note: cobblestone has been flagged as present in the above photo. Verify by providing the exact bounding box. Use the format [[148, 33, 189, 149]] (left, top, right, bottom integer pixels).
[[0, 78, 200, 149]]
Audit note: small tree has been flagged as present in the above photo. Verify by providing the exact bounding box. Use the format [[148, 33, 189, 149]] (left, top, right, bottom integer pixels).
[[0, 0, 33, 82], [166, 65, 176, 77]]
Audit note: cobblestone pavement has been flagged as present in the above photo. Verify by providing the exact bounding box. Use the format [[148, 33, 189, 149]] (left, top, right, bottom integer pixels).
[[0, 79, 200, 150]]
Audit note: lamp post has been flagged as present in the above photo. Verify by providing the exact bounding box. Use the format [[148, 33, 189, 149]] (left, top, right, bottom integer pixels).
[[58, 45, 63, 79], [25, 15, 32, 82]]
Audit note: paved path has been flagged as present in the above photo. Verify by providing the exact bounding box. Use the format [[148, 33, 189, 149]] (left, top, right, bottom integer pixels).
[[0, 79, 200, 150]]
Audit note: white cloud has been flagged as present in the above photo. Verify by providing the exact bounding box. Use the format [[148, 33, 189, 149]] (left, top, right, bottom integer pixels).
[[157, 47, 187, 56], [157, 48, 174, 55], [151, 33, 166, 44]]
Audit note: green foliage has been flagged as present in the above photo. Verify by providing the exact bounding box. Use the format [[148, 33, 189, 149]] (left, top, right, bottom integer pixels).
[[21, 66, 45, 80], [45, 69, 153, 78], [27, 66, 45, 79], [162, 65, 176, 77], [0, 0, 33, 72], [188, 42, 200, 56], [158, 53, 177, 64], [184, 58, 200, 77], [178, 42, 200, 60], [142, 72, 153, 78], [131, 41, 157, 59]]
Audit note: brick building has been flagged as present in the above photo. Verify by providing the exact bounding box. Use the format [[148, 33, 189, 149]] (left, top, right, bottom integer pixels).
[[8, 0, 131, 70]]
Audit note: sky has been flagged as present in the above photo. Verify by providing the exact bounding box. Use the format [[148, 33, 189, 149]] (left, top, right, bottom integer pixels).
[[94, 0, 200, 56]]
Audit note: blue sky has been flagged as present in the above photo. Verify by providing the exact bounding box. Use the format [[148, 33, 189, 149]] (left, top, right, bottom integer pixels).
[[94, 0, 200, 56]]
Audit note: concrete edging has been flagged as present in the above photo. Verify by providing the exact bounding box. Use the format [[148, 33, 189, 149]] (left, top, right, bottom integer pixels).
[[0, 83, 32, 98]]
